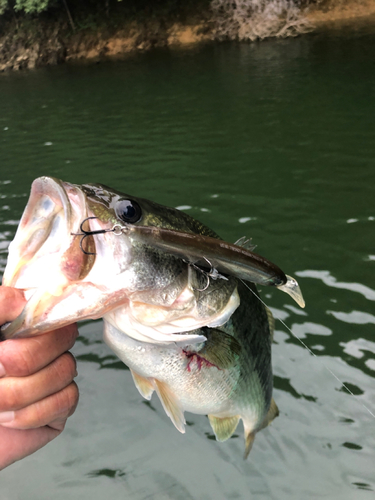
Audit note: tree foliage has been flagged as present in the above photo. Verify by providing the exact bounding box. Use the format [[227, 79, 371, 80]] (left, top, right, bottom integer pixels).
[[0, 0, 53, 15], [211, 0, 311, 40]]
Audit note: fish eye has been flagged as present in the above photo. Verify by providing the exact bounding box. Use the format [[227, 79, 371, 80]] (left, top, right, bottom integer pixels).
[[116, 199, 142, 224]]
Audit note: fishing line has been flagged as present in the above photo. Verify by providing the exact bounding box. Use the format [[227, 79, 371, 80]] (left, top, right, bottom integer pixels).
[[240, 279, 375, 420]]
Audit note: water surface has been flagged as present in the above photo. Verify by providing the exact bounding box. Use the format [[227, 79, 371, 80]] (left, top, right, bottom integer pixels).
[[1, 28, 374, 499]]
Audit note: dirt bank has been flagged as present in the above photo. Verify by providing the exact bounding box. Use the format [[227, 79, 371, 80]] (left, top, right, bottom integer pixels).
[[0, 17, 212, 71], [307, 0, 375, 25], [65, 21, 212, 63], [1, 0, 375, 72]]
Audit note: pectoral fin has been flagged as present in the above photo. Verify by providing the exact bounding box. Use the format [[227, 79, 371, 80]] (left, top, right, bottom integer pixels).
[[197, 328, 241, 370], [208, 415, 240, 442], [130, 369, 154, 400], [153, 379, 186, 434]]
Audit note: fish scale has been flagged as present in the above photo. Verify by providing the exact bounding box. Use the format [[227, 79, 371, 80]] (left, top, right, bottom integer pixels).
[[1, 176, 303, 457]]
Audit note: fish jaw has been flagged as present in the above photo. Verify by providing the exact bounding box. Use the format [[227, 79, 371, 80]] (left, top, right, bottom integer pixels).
[[3, 177, 90, 290], [1, 178, 236, 343], [104, 286, 240, 344], [0, 283, 132, 339], [1, 177, 133, 339]]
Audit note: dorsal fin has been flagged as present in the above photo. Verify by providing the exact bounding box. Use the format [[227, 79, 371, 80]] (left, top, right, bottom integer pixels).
[[153, 379, 186, 434], [234, 236, 257, 252], [130, 369, 154, 400], [208, 415, 240, 442]]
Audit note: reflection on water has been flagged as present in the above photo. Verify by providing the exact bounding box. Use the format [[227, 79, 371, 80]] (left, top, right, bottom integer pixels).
[[1, 26, 375, 500], [297, 269, 375, 301], [87, 468, 126, 478], [75, 352, 128, 371]]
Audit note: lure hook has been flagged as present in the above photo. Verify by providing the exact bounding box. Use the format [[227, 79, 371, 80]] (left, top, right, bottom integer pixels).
[[71, 217, 119, 255], [189, 257, 228, 292]]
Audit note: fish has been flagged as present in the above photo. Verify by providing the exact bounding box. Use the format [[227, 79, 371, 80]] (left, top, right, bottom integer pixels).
[[1, 176, 305, 457]]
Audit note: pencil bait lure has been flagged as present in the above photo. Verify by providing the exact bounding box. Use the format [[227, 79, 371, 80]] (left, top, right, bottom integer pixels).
[[73, 217, 305, 308]]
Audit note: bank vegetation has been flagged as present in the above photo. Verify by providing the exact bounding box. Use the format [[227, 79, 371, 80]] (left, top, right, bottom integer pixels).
[[0, 0, 374, 71]]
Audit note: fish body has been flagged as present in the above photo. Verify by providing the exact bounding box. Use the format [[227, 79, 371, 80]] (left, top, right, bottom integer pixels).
[[2, 178, 241, 344], [1, 176, 301, 456], [104, 279, 276, 457]]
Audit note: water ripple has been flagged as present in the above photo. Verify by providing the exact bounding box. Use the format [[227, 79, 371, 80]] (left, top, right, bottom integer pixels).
[[341, 338, 375, 359], [328, 310, 375, 324], [296, 270, 375, 301], [292, 322, 332, 340]]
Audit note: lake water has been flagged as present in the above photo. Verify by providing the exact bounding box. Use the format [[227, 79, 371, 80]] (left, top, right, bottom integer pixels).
[[1, 26, 374, 499]]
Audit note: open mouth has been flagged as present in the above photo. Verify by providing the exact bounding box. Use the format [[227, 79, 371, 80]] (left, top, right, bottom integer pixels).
[[2, 176, 90, 290], [1, 177, 107, 339]]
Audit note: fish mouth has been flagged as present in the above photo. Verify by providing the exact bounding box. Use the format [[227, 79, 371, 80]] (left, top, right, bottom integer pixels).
[[1, 177, 305, 343], [2, 176, 93, 291], [0, 177, 233, 343], [0, 177, 106, 339], [2, 177, 137, 341]]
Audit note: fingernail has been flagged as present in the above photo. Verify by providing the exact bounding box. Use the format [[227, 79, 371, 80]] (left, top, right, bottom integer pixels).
[[74, 369, 78, 378], [0, 411, 15, 423], [0, 361, 6, 378]]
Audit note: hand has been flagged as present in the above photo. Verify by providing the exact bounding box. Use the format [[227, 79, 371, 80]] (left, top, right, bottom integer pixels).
[[0, 286, 79, 470]]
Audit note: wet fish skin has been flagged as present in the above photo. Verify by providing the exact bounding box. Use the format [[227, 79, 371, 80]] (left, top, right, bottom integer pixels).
[[2, 178, 240, 342], [78, 183, 280, 454], [117, 224, 287, 286], [83, 182, 304, 306], [1, 177, 290, 455], [104, 278, 277, 458]]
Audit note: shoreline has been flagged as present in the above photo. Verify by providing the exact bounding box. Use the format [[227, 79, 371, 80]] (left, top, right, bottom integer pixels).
[[1, 1, 375, 72], [306, 0, 375, 26]]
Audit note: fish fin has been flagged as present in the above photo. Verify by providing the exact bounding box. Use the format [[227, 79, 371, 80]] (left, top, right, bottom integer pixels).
[[153, 379, 186, 434], [258, 398, 279, 431], [265, 306, 275, 342], [234, 236, 257, 252], [197, 328, 241, 369], [242, 399, 279, 459], [130, 369, 154, 400], [244, 429, 256, 459], [208, 415, 240, 442]]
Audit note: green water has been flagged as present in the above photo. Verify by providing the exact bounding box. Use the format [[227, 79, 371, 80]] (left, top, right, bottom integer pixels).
[[1, 28, 374, 499]]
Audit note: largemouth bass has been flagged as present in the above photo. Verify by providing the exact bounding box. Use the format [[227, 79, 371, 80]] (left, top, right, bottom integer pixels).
[[1, 177, 304, 457]]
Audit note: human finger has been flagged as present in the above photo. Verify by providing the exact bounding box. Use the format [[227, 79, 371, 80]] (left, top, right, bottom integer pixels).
[[0, 323, 78, 378], [0, 351, 77, 412], [0, 381, 79, 430], [0, 425, 61, 471], [0, 286, 26, 324]]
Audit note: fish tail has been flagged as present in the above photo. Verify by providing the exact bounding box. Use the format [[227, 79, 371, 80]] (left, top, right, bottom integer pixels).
[[243, 427, 256, 459], [243, 398, 279, 459]]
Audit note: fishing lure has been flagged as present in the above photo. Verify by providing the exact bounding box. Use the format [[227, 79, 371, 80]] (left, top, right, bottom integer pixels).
[[73, 217, 305, 308]]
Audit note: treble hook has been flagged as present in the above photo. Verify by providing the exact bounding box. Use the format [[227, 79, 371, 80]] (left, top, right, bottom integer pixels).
[[71, 217, 114, 255], [189, 257, 228, 292]]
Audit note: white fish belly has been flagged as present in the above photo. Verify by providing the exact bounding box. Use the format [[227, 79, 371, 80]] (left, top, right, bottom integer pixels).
[[103, 321, 240, 415]]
